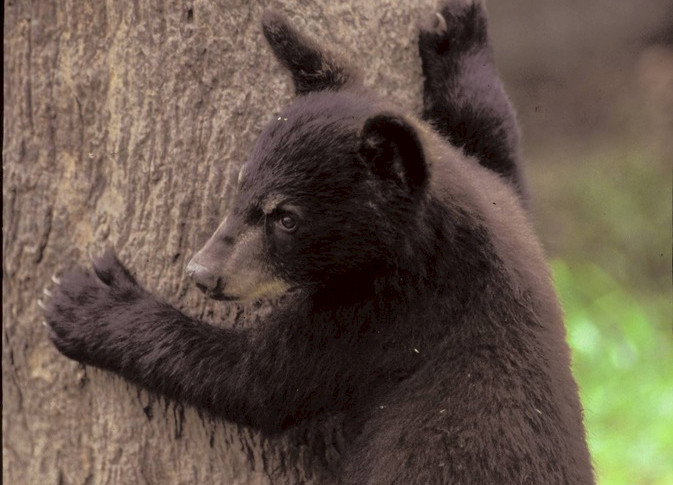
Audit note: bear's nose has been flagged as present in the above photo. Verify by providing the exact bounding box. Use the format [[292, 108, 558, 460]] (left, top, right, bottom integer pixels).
[[186, 260, 221, 293]]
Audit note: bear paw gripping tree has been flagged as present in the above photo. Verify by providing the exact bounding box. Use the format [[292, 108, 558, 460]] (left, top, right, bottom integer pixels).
[[42, 2, 594, 483]]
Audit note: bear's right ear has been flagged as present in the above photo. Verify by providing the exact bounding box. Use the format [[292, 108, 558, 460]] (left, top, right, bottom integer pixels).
[[262, 11, 360, 95], [359, 114, 428, 195]]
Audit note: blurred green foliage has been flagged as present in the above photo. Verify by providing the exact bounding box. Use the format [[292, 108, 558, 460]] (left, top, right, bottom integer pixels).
[[533, 140, 672, 485], [555, 260, 672, 485]]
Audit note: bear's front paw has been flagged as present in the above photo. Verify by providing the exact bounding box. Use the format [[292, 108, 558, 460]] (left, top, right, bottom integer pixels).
[[419, 1, 488, 56], [41, 249, 145, 367]]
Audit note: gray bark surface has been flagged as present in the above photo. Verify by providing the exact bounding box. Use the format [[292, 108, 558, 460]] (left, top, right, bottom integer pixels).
[[3, 1, 435, 483]]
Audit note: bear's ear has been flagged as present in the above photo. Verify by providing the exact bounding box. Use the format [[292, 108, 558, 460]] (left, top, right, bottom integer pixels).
[[262, 11, 360, 95], [359, 114, 428, 195]]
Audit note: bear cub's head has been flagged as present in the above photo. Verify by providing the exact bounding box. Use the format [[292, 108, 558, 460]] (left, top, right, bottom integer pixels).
[[187, 13, 429, 302]]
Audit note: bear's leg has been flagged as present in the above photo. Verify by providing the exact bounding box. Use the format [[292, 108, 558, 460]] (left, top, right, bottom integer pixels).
[[42, 249, 361, 433], [419, 1, 525, 196]]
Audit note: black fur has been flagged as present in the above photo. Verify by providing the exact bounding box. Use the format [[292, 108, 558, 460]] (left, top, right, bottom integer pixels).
[[44, 3, 594, 484], [262, 10, 359, 95], [419, 0, 526, 196], [360, 114, 428, 194]]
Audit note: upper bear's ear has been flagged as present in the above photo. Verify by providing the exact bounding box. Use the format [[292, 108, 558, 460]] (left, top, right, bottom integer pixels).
[[359, 114, 428, 195], [262, 11, 360, 95]]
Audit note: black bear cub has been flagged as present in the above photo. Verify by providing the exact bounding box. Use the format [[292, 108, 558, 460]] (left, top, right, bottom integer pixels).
[[43, 2, 594, 484]]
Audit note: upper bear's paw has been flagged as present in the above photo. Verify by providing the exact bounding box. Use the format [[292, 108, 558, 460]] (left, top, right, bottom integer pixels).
[[41, 249, 145, 365], [261, 9, 358, 95], [419, 1, 488, 56], [261, 10, 293, 39], [261, 10, 312, 67]]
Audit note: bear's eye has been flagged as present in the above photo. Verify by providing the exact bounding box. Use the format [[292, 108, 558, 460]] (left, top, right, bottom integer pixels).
[[276, 213, 298, 233]]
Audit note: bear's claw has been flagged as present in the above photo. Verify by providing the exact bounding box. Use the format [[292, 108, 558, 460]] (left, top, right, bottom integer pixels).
[[433, 13, 447, 34]]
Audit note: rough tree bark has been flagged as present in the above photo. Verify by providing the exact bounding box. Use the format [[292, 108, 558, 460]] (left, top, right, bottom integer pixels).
[[3, 0, 437, 483]]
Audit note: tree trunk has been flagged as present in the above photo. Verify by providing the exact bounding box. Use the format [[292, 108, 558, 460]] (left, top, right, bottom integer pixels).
[[2, 1, 436, 483]]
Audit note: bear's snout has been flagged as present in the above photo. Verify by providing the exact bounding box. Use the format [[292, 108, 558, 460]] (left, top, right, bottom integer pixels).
[[186, 260, 222, 295]]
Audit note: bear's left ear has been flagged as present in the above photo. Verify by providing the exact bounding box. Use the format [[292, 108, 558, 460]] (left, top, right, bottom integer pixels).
[[359, 114, 428, 195], [262, 11, 360, 95]]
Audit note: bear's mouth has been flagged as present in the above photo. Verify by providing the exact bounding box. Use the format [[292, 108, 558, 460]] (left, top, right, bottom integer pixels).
[[194, 279, 239, 301], [205, 290, 241, 302], [197, 282, 302, 303]]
